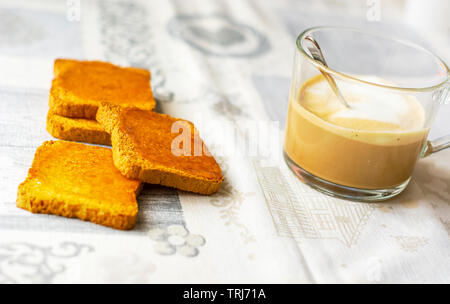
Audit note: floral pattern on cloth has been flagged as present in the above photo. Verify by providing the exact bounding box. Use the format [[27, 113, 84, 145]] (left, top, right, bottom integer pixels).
[[148, 224, 206, 257], [0, 242, 93, 284]]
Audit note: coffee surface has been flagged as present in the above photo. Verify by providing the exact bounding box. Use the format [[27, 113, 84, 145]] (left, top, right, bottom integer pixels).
[[284, 74, 429, 189]]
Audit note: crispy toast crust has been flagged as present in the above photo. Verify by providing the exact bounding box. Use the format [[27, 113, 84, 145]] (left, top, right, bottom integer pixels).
[[49, 59, 156, 119], [17, 141, 142, 230], [47, 112, 111, 146], [97, 104, 223, 195]]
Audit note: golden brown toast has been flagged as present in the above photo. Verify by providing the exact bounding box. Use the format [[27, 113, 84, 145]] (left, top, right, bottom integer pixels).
[[49, 59, 156, 119], [96, 104, 223, 194], [47, 112, 111, 146], [17, 141, 142, 230]]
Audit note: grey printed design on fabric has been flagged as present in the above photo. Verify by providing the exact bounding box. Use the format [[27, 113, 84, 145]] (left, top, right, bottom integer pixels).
[[0, 242, 93, 284], [213, 97, 243, 118], [0, 8, 81, 58], [0, 10, 45, 47], [142, 185, 206, 258], [168, 14, 270, 58], [252, 75, 290, 128], [252, 159, 375, 247], [204, 88, 246, 119], [98, 0, 174, 103], [136, 185, 186, 230], [0, 87, 50, 149], [148, 224, 206, 257]]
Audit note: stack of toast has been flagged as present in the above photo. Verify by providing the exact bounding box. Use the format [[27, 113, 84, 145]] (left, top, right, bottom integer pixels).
[[47, 59, 156, 145], [17, 59, 223, 230]]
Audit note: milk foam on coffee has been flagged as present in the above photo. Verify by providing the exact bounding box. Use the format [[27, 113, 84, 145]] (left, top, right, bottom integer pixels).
[[300, 75, 425, 132]]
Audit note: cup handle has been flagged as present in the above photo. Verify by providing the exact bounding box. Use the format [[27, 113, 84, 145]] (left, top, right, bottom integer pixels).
[[423, 135, 450, 157], [423, 81, 450, 157]]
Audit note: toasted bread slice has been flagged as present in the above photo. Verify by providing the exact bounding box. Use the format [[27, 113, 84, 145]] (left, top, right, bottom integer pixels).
[[97, 104, 223, 194], [17, 141, 142, 230], [49, 59, 156, 119], [47, 112, 111, 146]]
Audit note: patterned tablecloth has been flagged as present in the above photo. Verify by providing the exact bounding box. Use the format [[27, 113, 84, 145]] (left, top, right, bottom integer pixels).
[[0, 0, 449, 283]]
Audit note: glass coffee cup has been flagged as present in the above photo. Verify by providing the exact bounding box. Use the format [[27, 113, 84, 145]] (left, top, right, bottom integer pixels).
[[284, 26, 450, 202]]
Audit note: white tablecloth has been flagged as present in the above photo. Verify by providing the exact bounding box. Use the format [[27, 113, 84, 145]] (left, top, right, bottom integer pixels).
[[0, 0, 449, 283]]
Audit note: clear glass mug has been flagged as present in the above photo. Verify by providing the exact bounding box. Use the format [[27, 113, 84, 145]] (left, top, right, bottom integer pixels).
[[284, 26, 450, 202]]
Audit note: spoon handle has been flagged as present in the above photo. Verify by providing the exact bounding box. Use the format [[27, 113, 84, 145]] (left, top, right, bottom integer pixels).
[[304, 35, 350, 108]]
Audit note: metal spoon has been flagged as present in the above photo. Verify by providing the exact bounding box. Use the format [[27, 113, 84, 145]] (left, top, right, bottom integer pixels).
[[304, 35, 350, 108]]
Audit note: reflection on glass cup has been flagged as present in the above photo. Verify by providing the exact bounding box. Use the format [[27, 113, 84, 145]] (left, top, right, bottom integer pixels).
[[284, 27, 450, 202]]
